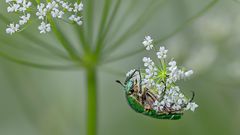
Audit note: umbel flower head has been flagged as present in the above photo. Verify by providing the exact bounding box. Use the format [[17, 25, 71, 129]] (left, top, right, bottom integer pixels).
[[5, 0, 83, 35], [117, 36, 198, 119]]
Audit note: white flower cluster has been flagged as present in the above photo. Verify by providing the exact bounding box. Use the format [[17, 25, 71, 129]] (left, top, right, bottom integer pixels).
[[167, 60, 194, 85], [142, 57, 157, 88], [6, 0, 32, 34], [142, 36, 153, 51], [153, 86, 189, 112], [141, 36, 198, 113], [5, 0, 83, 35], [157, 46, 168, 59], [6, 0, 32, 13]]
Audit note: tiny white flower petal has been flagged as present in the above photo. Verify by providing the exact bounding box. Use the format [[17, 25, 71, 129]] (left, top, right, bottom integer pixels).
[[156, 46, 168, 59], [38, 22, 51, 34], [74, 2, 83, 12], [185, 70, 194, 77], [186, 102, 199, 112], [19, 13, 31, 25]]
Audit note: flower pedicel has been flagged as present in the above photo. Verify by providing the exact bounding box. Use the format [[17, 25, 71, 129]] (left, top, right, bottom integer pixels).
[[116, 36, 198, 120]]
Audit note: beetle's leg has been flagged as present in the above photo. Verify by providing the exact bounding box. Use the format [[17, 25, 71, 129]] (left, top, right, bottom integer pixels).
[[141, 87, 147, 105], [145, 91, 158, 110], [189, 91, 195, 102], [124, 69, 138, 84], [182, 91, 196, 108], [146, 89, 157, 101]]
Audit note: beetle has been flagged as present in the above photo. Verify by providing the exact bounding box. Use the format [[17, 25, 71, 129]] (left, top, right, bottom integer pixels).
[[116, 69, 184, 120]]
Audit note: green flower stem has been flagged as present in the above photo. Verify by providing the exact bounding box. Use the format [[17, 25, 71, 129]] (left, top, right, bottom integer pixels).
[[95, 0, 111, 53], [95, 0, 122, 54], [76, 0, 90, 53], [0, 51, 80, 70], [103, 0, 159, 54], [0, 14, 68, 60], [84, 0, 94, 46], [47, 16, 80, 61], [86, 67, 98, 135]]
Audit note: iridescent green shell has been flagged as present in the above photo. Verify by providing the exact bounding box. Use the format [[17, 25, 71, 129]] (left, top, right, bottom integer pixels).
[[117, 69, 183, 120], [126, 94, 183, 120]]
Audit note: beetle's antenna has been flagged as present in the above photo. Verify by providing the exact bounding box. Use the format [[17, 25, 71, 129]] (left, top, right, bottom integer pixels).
[[116, 80, 124, 87], [189, 91, 195, 102], [125, 69, 137, 83]]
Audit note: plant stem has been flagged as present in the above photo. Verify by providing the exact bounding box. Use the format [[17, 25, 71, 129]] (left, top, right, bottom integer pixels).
[[86, 67, 97, 135]]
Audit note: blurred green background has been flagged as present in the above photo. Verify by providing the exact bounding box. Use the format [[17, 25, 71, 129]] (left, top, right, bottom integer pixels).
[[0, 0, 240, 135]]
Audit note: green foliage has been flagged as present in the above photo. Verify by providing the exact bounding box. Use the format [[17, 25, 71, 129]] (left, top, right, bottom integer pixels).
[[3, 0, 240, 135]]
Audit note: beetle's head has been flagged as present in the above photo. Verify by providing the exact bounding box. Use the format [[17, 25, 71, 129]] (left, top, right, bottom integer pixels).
[[116, 70, 136, 94], [116, 80, 133, 94]]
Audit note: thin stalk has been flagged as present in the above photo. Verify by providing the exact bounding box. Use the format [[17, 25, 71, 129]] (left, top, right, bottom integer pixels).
[[0, 14, 69, 60], [95, 0, 111, 53], [48, 16, 81, 61], [101, 0, 140, 50], [84, 0, 94, 47], [102, 0, 137, 46], [76, 25, 90, 53], [0, 51, 81, 70], [86, 67, 98, 135], [103, 0, 167, 58], [95, 0, 122, 54], [76, 0, 89, 53]]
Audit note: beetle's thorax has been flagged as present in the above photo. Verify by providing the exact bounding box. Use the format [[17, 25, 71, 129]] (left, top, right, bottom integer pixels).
[[124, 80, 133, 93]]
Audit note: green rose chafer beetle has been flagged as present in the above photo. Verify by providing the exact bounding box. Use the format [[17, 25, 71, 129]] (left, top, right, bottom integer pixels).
[[116, 69, 195, 120]]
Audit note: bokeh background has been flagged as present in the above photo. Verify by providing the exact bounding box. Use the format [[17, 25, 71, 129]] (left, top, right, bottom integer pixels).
[[0, 0, 240, 135]]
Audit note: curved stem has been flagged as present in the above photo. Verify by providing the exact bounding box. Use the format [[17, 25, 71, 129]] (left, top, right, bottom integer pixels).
[[48, 16, 80, 61], [0, 51, 81, 70], [95, 0, 120, 54], [103, 0, 160, 55], [84, 0, 94, 47], [86, 67, 98, 135]]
